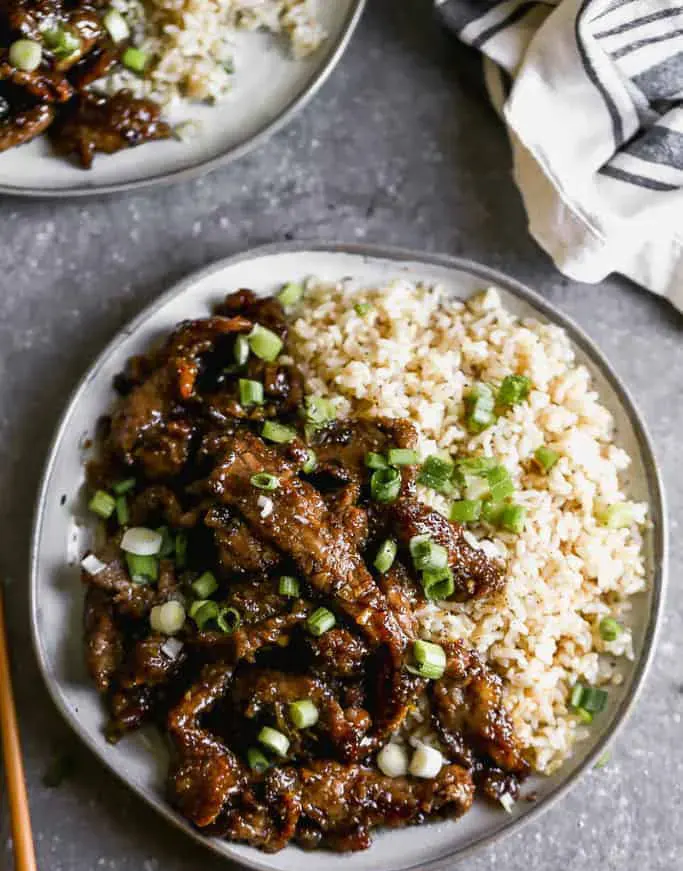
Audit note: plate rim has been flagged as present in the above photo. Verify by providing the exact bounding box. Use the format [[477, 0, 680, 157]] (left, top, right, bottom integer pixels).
[[0, 1, 365, 199], [29, 240, 668, 870]]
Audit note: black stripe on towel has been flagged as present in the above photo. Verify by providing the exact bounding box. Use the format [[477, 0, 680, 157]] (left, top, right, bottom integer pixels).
[[624, 125, 683, 170], [633, 50, 683, 99], [576, 0, 625, 145], [612, 26, 683, 60], [595, 5, 683, 39], [436, 0, 502, 33], [471, 1, 539, 48], [600, 164, 679, 190]]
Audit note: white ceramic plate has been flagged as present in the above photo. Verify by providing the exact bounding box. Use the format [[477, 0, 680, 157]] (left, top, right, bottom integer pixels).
[[0, 2, 364, 197], [30, 242, 666, 871]]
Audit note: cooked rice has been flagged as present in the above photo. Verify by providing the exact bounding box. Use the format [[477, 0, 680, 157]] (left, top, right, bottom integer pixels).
[[97, 0, 326, 107], [286, 278, 648, 774]]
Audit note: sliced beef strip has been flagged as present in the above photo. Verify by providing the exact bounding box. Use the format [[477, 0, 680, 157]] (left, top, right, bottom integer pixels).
[[391, 497, 504, 600], [295, 759, 475, 852], [215, 288, 287, 338], [120, 633, 186, 689], [83, 586, 123, 693], [305, 628, 369, 679], [231, 668, 372, 762], [0, 101, 55, 150], [167, 663, 247, 827], [204, 504, 281, 577], [376, 559, 423, 640], [430, 640, 529, 778]]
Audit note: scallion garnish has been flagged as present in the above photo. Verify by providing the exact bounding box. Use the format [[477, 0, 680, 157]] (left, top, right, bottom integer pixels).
[[112, 477, 136, 495], [43, 26, 81, 58], [569, 682, 608, 717], [234, 334, 250, 365], [487, 465, 514, 502], [417, 455, 455, 496], [248, 324, 283, 362], [250, 472, 279, 491], [465, 383, 496, 433], [289, 699, 319, 729], [499, 503, 526, 534], [387, 448, 420, 467], [277, 282, 304, 307], [156, 526, 175, 558], [303, 395, 336, 425], [121, 46, 148, 74], [354, 302, 372, 317], [125, 553, 158, 585], [307, 607, 336, 636], [115, 495, 129, 526], [481, 500, 505, 526], [247, 747, 270, 773], [191, 599, 219, 630], [409, 535, 448, 572], [192, 571, 218, 599], [217, 606, 241, 634], [365, 452, 388, 470], [421, 566, 455, 600], [449, 499, 482, 523], [279, 576, 300, 597], [374, 539, 397, 574], [575, 708, 593, 724], [533, 446, 560, 473], [598, 502, 636, 529], [370, 467, 401, 503], [411, 640, 446, 680], [258, 726, 290, 757], [175, 531, 188, 569], [262, 421, 297, 444], [496, 375, 531, 408], [599, 617, 622, 642], [454, 456, 497, 477], [302, 449, 317, 474], [239, 378, 264, 407], [102, 8, 130, 43], [8, 39, 42, 71], [89, 490, 116, 519]]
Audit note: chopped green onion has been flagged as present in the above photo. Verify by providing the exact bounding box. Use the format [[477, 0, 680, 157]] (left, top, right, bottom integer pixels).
[[307, 607, 336, 636], [303, 395, 336, 425], [43, 26, 80, 58], [579, 687, 608, 713], [258, 726, 290, 757], [115, 495, 129, 526], [156, 526, 174, 558], [418, 455, 455, 496], [217, 606, 241, 634], [487, 466, 514, 502], [279, 576, 300, 597], [302, 449, 317, 474], [277, 282, 304, 307], [569, 683, 585, 709], [125, 553, 158, 585], [409, 535, 448, 572], [598, 502, 636, 529], [533, 446, 560, 473], [121, 526, 162, 556], [374, 539, 397, 574], [234, 334, 250, 365], [449, 500, 482, 523], [497, 375, 531, 408], [499, 504, 526, 534], [247, 747, 270, 773], [89, 490, 116, 519], [421, 566, 455, 600], [454, 456, 497, 477], [239, 378, 264, 407], [370, 467, 401, 503], [248, 324, 283, 362], [465, 383, 496, 433], [175, 531, 188, 569], [191, 600, 220, 630], [354, 302, 372, 316], [262, 421, 297, 444], [250, 472, 279, 491], [149, 600, 185, 635], [481, 500, 505, 525], [102, 8, 130, 42], [365, 452, 388, 470], [289, 699, 319, 729], [411, 640, 446, 680], [121, 46, 148, 74], [192, 571, 218, 599], [575, 708, 593, 724], [599, 617, 622, 642], [9, 39, 42, 71], [112, 477, 136, 495], [463, 475, 491, 501], [387, 448, 420, 467]]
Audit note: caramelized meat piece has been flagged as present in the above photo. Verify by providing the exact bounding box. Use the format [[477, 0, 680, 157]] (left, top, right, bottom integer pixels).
[[0, 101, 54, 150], [83, 586, 123, 693], [430, 641, 529, 777], [205, 430, 407, 659], [296, 760, 474, 851], [219, 577, 288, 624], [0, 63, 73, 102], [108, 684, 156, 738], [121, 633, 186, 689], [216, 288, 288, 337], [205, 505, 281, 576], [129, 486, 200, 528], [50, 91, 171, 169], [232, 668, 371, 762], [168, 663, 247, 827], [392, 498, 504, 600], [306, 628, 369, 678], [81, 552, 156, 618], [377, 559, 423, 639]]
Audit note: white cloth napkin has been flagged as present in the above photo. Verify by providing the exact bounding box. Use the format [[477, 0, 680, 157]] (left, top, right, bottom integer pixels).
[[437, 0, 683, 311]]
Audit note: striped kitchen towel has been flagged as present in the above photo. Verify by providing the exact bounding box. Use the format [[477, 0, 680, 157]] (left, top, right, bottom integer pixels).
[[438, 0, 683, 310]]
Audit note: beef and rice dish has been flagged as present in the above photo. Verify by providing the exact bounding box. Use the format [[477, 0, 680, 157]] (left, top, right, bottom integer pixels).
[[79, 280, 647, 851]]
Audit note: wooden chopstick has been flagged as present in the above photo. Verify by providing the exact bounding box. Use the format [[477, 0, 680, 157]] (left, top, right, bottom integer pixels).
[[0, 585, 37, 871]]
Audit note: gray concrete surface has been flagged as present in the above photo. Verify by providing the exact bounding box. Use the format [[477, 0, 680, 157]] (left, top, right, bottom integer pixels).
[[1, 1, 681, 869]]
